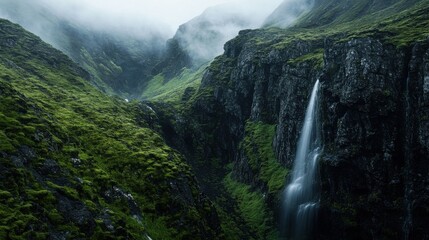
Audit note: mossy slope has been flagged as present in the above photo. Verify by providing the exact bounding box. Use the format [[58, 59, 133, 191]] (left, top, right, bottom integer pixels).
[[0, 19, 219, 239]]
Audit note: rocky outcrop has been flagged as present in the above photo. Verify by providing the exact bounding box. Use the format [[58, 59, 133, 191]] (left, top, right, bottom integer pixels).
[[185, 27, 429, 238], [198, 29, 324, 160], [317, 38, 429, 240]]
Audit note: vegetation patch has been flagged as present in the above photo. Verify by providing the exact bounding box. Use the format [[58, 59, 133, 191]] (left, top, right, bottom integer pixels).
[[287, 48, 324, 69], [142, 64, 208, 102], [224, 174, 277, 239], [241, 121, 289, 193]]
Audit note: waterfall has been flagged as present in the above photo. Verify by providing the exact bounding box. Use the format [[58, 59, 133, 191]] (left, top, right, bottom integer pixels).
[[282, 80, 321, 240]]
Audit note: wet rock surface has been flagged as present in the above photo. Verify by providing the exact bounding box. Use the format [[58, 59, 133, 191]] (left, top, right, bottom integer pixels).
[[185, 30, 429, 239]]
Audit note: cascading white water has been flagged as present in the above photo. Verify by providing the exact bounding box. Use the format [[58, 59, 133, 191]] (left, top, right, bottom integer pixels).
[[282, 80, 321, 240]]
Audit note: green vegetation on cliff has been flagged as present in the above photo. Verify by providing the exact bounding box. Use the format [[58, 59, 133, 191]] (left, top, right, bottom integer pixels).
[[241, 122, 289, 193], [220, 121, 289, 239], [224, 173, 275, 239]]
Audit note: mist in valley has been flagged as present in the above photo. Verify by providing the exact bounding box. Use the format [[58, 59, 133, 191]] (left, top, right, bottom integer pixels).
[[0, 0, 315, 97], [0, 0, 314, 61]]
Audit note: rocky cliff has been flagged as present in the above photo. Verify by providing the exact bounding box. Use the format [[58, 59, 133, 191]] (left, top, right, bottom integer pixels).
[[173, 0, 429, 238], [319, 37, 429, 239]]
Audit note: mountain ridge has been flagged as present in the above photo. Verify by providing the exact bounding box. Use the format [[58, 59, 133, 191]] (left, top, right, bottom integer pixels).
[[0, 0, 429, 239]]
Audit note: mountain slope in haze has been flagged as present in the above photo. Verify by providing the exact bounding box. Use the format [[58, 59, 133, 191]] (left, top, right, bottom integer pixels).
[[151, 3, 268, 81], [263, 0, 314, 28], [296, 0, 420, 27], [168, 0, 429, 239], [148, 1, 295, 102], [59, 24, 163, 98], [0, 19, 227, 239], [0, 0, 165, 98], [174, 5, 260, 65]]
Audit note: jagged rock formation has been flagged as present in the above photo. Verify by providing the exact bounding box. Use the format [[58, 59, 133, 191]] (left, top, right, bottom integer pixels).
[[172, 0, 429, 238]]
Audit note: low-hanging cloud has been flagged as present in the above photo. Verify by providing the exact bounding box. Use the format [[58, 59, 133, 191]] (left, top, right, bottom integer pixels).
[[174, 0, 281, 63], [0, 0, 241, 60], [0, 0, 288, 39], [0, 0, 235, 39], [0, 0, 313, 66], [174, 0, 314, 64], [263, 0, 315, 28]]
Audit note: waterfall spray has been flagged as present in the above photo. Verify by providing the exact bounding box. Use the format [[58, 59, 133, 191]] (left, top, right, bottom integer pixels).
[[282, 80, 321, 240]]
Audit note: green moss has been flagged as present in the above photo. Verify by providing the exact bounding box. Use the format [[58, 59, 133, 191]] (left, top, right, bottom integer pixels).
[[288, 49, 324, 69], [252, 0, 429, 57], [46, 182, 80, 200], [25, 189, 56, 203], [212, 122, 288, 239], [214, 205, 243, 240], [0, 190, 13, 200], [207, 56, 236, 87], [142, 64, 208, 102], [224, 174, 277, 239], [0, 18, 216, 239], [241, 121, 289, 193], [0, 130, 14, 152], [47, 209, 63, 224]]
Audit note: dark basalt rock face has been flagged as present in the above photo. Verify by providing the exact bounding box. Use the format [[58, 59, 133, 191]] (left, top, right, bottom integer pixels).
[[319, 38, 429, 240], [185, 27, 429, 238]]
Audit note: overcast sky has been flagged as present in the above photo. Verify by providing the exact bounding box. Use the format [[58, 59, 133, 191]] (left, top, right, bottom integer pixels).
[[34, 0, 283, 35]]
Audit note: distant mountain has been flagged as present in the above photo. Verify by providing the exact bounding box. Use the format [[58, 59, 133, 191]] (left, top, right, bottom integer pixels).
[[0, 0, 165, 98], [154, 1, 285, 79], [0, 0, 297, 98], [174, 5, 258, 64], [263, 0, 314, 28]]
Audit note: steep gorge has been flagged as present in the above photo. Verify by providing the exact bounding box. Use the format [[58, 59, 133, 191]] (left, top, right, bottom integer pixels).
[[1, 0, 429, 239]]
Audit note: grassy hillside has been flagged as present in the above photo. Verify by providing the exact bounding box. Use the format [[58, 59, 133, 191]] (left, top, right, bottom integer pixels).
[[231, 0, 428, 55], [142, 64, 208, 103], [297, 0, 422, 27], [0, 19, 220, 239]]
